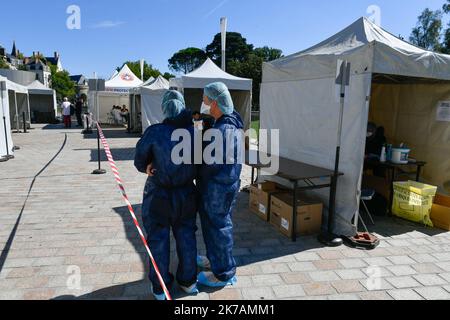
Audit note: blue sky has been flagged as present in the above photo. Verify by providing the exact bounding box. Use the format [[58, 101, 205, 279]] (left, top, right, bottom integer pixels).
[[0, 0, 446, 78]]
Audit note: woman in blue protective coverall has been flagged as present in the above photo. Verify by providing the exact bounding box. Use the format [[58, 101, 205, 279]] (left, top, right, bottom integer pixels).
[[196, 82, 244, 288], [134, 91, 198, 300]]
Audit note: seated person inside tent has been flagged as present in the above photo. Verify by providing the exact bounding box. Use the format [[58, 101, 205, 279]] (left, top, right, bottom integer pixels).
[[365, 122, 386, 158], [362, 122, 389, 215]]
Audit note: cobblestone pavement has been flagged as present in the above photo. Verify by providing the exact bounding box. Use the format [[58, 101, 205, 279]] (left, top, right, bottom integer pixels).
[[1, 124, 450, 300]]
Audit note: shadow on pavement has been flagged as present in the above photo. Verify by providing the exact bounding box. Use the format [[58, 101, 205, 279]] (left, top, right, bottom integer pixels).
[[83, 128, 141, 140], [52, 203, 194, 300], [73, 148, 136, 162]]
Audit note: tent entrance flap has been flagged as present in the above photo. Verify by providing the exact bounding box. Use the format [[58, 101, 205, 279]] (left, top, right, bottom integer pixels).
[[368, 76, 450, 193]]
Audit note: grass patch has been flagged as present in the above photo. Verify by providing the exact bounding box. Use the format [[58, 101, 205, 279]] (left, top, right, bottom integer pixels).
[[250, 120, 260, 140]]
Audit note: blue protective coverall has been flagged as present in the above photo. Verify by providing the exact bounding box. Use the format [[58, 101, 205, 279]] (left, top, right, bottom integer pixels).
[[198, 110, 244, 282], [134, 120, 197, 295]]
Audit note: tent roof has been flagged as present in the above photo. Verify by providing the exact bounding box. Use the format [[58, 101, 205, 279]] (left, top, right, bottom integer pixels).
[[144, 76, 169, 90], [171, 58, 252, 91], [0, 76, 29, 94], [264, 17, 450, 82], [140, 76, 156, 87], [27, 80, 55, 95], [105, 64, 143, 89], [138, 76, 169, 95]]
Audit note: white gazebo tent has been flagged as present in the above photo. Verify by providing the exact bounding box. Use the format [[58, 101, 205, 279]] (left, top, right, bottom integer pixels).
[[140, 77, 156, 87], [90, 64, 143, 124], [170, 58, 253, 129], [0, 77, 14, 159], [0, 76, 30, 132], [105, 64, 143, 93], [129, 75, 170, 133], [260, 17, 450, 237], [27, 80, 57, 123]]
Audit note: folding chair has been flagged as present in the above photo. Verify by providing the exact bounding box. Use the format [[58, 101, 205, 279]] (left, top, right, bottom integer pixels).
[[360, 188, 376, 225]]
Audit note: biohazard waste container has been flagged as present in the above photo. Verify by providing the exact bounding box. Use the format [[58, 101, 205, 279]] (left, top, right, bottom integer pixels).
[[392, 181, 437, 227]]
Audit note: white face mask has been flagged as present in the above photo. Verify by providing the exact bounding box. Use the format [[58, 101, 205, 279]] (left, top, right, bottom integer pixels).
[[200, 102, 211, 115]]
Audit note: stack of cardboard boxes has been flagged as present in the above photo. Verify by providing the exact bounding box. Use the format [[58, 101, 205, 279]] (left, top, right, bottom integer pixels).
[[249, 182, 323, 238]]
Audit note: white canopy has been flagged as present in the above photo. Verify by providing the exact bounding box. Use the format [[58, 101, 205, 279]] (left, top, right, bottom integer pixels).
[[0, 76, 29, 94], [27, 80, 57, 123], [260, 17, 450, 237], [170, 58, 252, 90], [143, 75, 169, 91], [0, 76, 30, 157], [0, 77, 14, 158], [264, 17, 450, 82], [27, 80, 54, 95], [170, 58, 253, 129], [139, 75, 170, 133], [105, 64, 143, 92], [140, 77, 156, 87]]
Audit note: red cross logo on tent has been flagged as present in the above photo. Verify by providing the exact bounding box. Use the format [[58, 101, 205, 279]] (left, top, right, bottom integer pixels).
[[121, 73, 134, 81]]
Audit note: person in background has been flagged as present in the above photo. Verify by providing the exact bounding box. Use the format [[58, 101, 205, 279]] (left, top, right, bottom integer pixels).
[[134, 93, 198, 300], [75, 98, 83, 127], [365, 122, 386, 157], [196, 82, 243, 288], [61, 97, 72, 128], [121, 105, 130, 125]]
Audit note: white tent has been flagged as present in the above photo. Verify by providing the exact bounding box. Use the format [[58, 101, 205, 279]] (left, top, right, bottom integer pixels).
[[129, 75, 170, 133], [140, 77, 156, 87], [0, 76, 30, 133], [89, 91, 130, 124], [105, 64, 143, 93], [170, 58, 253, 129], [140, 75, 170, 132], [0, 77, 14, 159], [260, 17, 450, 237], [27, 80, 57, 123]]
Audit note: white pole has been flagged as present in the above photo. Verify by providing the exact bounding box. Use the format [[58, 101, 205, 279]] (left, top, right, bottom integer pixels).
[[220, 17, 228, 71], [14, 92, 20, 132], [0, 81, 8, 155], [140, 59, 145, 82]]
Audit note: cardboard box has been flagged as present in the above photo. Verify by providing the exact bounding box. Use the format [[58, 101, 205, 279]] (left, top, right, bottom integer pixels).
[[270, 193, 323, 237], [249, 182, 287, 222], [431, 194, 450, 231]]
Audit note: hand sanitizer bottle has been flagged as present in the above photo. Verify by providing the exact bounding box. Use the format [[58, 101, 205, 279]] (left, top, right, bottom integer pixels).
[[380, 145, 387, 163]]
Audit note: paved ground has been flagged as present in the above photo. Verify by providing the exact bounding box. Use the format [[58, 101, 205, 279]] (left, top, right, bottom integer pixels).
[[1, 124, 450, 300]]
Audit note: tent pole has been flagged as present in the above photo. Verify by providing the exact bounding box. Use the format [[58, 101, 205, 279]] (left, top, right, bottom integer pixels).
[[14, 92, 20, 133], [26, 93, 31, 129], [319, 61, 350, 247]]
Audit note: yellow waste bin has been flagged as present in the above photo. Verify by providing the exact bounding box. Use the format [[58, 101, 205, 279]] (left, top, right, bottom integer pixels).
[[392, 181, 437, 227]]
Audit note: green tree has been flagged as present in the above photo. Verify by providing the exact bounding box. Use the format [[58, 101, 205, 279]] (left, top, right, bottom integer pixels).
[[49, 64, 76, 102], [117, 61, 162, 81], [0, 58, 9, 69], [410, 9, 443, 51], [163, 72, 175, 80], [168, 47, 207, 74], [254, 46, 283, 62], [228, 47, 282, 110], [444, 0, 450, 13], [443, 0, 450, 53], [205, 32, 254, 68]]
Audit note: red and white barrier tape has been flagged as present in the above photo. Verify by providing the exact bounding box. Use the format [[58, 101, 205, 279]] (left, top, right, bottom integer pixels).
[[93, 120, 172, 301]]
